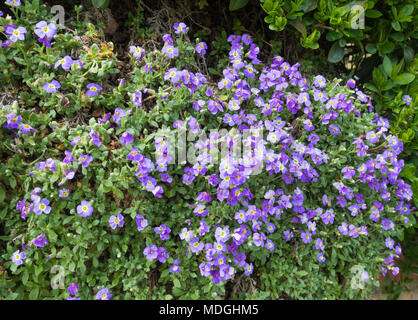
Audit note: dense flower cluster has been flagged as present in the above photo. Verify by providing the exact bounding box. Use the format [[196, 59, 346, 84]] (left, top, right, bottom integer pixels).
[[1, 1, 415, 300]]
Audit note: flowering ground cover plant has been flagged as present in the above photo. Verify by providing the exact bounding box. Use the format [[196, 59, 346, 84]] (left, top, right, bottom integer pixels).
[[0, 1, 416, 300]]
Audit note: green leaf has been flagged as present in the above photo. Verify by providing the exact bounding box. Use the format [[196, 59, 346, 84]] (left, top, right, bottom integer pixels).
[[391, 21, 401, 32], [382, 56, 392, 77], [29, 287, 39, 299], [365, 9, 382, 18], [6, 293, 19, 300], [328, 42, 344, 63], [398, 5, 414, 21], [14, 57, 26, 65], [92, 0, 107, 8], [0, 184, 5, 203], [403, 46, 414, 64], [393, 73, 415, 85], [326, 30, 343, 42], [173, 278, 181, 288], [365, 43, 376, 54], [378, 41, 395, 54], [229, 0, 249, 11]]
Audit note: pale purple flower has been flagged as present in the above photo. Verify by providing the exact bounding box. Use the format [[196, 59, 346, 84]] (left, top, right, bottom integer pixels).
[[12, 250, 25, 266], [9, 26, 27, 42], [120, 131, 134, 145], [403, 95, 412, 106], [196, 42, 207, 55], [34, 198, 51, 215], [43, 80, 61, 93], [34, 21, 57, 40], [162, 45, 179, 58], [135, 214, 148, 231], [6, 0, 21, 6], [59, 188, 70, 199], [143, 244, 158, 261], [86, 83, 102, 97], [96, 288, 112, 300], [54, 56, 73, 70], [129, 45, 145, 59], [169, 259, 181, 273], [78, 154, 93, 167], [109, 213, 124, 229], [77, 200, 93, 217], [173, 22, 187, 34]]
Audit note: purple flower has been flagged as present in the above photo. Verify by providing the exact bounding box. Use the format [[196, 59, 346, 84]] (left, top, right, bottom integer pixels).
[[215, 226, 230, 243], [265, 239, 275, 252], [403, 95, 412, 106], [189, 237, 204, 253], [77, 200, 93, 217], [43, 80, 61, 93], [9, 26, 27, 42], [96, 288, 112, 300], [154, 224, 171, 240], [366, 131, 379, 144], [162, 45, 179, 59], [347, 78, 356, 89], [385, 237, 394, 249], [382, 218, 395, 231], [19, 123, 35, 134], [144, 64, 153, 73], [317, 253, 326, 263], [109, 213, 124, 229], [86, 83, 102, 97], [34, 198, 51, 215], [54, 56, 74, 70], [34, 21, 57, 40], [180, 228, 194, 242], [321, 209, 335, 224], [283, 230, 293, 241], [79, 154, 93, 168], [157, 247, 169, 263], [341, 167, 356, 179], [348, 224, 359, 238], [5, 113, 21, 129], [338, 222, 348, 235], [361, 271, 369, 281], [244, 263, 253, 276], [135, 214, 148, 231], [329, 124, 340, 135], [356, 90, 368, 103], [162, 34, 173, 45], [392, 267, 400, 276], [169, 259, 181, 273], [129, 45, 145, 59], [315, 238, 325, 251], [11, 250, 25, 266], [198, 220, 210, 236], [301, 231, 312, 244], [89, 130, 101, 147], [161, 173, 172, 183], [68, 283, 79, 295], [173, 22, 187, 34], [33, 234, 48, 247], [132, 91, 142, 107], [6, 0, 21, 6], [113, 108, 127, 124], [196, 42, 207, 55], [120, 131, 134, 145], [143, 245, 158, 261]]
